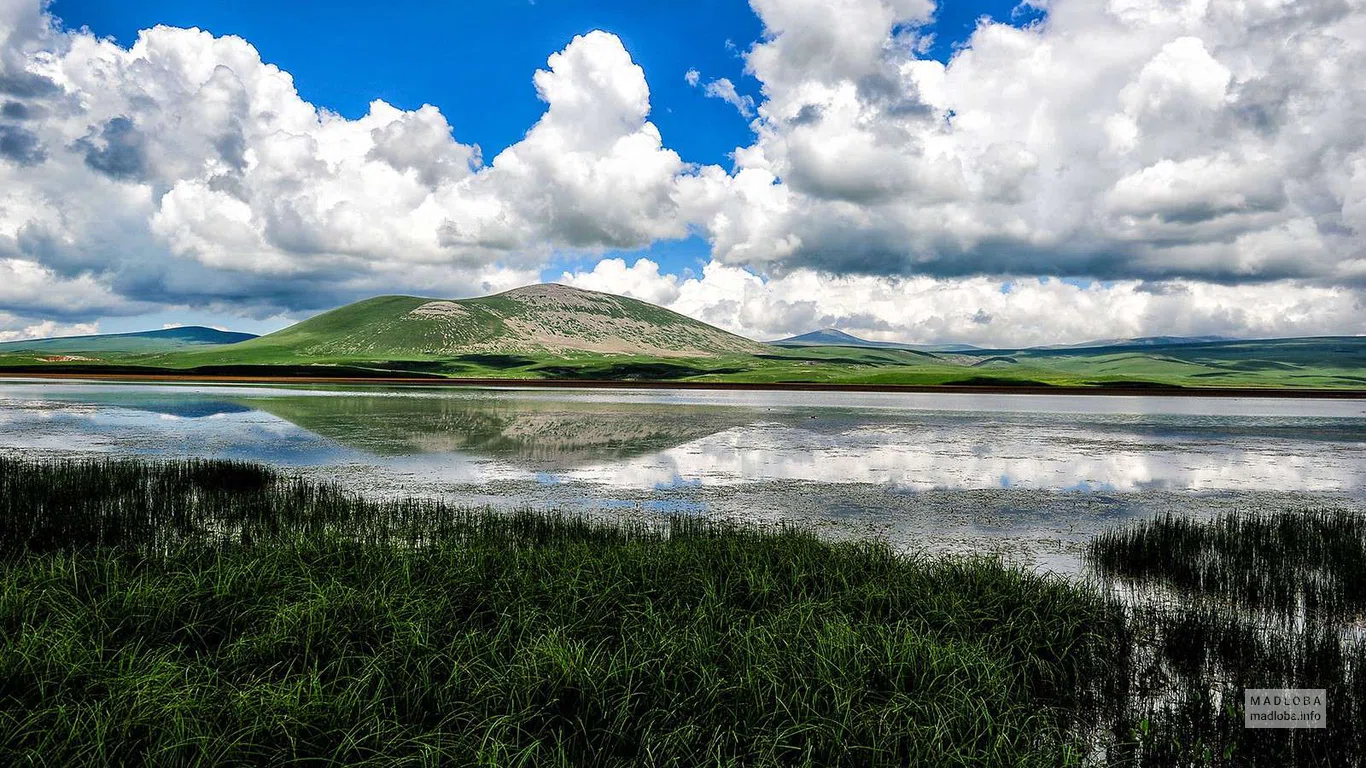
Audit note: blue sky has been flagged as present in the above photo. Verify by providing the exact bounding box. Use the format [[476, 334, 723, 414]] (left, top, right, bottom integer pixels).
[[52, 0, 1025, 168], [51, 0, 764, 169]]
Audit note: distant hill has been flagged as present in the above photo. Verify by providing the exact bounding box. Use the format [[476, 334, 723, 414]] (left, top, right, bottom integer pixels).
[[202, 284, 770, 364], [778, 329, 1248, 354], [774, 329, 889, 348], [1015, 335, 1366, 364], [1032, 335, 1236, 351], [981, 335, 1366, 388], [0, 326, 257, 357], [773, 329, 980, 352]]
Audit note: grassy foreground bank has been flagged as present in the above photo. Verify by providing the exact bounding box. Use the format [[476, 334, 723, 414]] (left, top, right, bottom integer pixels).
[[0, 457, 1124, 766], [2, 458, 1364, 766]]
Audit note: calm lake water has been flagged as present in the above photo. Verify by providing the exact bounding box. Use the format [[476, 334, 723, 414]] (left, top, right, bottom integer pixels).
[[4, 379, 1366, 571]]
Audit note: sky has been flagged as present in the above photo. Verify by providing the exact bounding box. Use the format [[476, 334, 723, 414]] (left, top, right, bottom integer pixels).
[[1, 0, 1364, 346]]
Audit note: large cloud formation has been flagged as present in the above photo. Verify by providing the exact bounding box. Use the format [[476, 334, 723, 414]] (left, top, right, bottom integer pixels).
[[697, 0, 1366, 283], [1, 0, 1365, 345], [0, 5, 693, 326]]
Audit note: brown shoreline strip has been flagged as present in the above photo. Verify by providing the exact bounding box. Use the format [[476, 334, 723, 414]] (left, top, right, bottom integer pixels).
[[3, 371, 1365, 399]]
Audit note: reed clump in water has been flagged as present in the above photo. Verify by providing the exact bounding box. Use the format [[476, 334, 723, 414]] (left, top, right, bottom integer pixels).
[[0, 456, 1126, 767], [1088, 508, 1366, 620], [1087, 509, 1366, 766]]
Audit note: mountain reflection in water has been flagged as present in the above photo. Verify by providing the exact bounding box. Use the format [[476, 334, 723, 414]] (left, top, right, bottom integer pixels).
[[241, 393, 740, 468]]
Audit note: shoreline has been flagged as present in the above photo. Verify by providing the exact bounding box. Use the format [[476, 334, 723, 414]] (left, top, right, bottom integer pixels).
[[4, 370, 1366, 398]]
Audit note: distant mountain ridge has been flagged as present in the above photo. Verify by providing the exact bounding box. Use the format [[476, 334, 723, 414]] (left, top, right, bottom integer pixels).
[[772, 329, 980, 352], [0, 326, 257, 356], [4, 291, 1363, 391], [774, 329, 889, 347], [1033, 335, 1236, 351], [0, 310, 1340, 365], [776, 328, 1245, 354]]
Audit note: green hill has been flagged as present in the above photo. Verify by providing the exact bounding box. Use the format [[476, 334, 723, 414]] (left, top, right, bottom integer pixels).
[[0, 326, 256, 359], [171, 284, 769, 368], [999, 336, 1366, 389]]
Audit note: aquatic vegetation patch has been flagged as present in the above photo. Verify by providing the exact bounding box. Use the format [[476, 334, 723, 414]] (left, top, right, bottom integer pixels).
[[1087, 509, 1366, 766], [1089, 508, 1366, 619]]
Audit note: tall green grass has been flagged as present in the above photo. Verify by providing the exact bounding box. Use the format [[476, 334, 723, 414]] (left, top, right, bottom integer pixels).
[[10, 457, 1365, 765], [1088, 509, 1366, 766], [0, 457, 1124, 767], [1089, 509, 1366, 619]]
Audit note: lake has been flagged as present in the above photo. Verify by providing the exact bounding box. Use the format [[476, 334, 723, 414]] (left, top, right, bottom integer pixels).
[[4, 379, 1365, 572]]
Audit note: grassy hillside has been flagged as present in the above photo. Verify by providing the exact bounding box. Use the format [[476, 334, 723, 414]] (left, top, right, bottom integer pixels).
[[999, 337, 1366, 389], [0, 326, 255, 360], [171, 285, 767, 367]]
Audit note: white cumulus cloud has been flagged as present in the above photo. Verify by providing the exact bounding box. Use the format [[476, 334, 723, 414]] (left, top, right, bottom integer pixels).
[[690, 0, 1366, 286], [0, 317, 99, 343], [686, 68, 756, 117], [562, 257, 1366, 347]]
